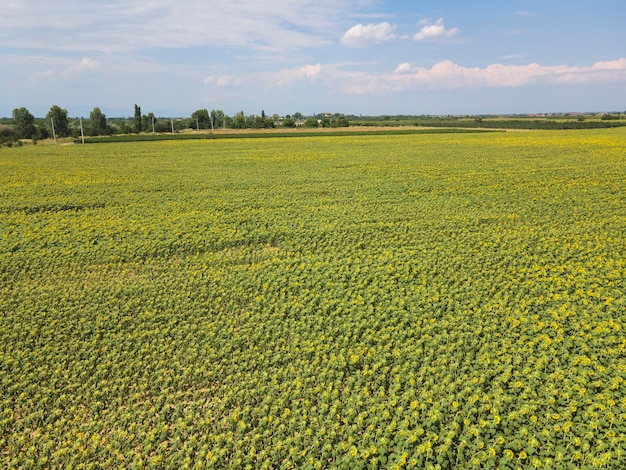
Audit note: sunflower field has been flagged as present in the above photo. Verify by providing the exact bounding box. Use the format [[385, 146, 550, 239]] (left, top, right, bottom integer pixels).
[[1, 129, 625, 468]]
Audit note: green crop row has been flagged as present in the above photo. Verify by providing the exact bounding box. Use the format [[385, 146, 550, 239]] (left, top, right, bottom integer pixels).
[[74, 127, 496, 144]]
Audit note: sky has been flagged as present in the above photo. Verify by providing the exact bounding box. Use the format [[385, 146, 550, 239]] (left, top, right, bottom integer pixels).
[[2, 0, 625, 118]]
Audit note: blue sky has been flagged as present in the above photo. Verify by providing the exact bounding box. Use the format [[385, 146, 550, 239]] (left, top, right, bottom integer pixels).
[[2, 0, 625, 117]]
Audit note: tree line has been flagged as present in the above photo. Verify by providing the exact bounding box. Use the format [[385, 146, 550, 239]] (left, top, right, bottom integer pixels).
[[2, 105, 349, 146], [3, 105, 110, 146]]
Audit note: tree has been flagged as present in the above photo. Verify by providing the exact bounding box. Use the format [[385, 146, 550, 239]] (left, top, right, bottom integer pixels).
[[293, 112, 303, 121], [12, 107, 36, 139], [319, 117, 331, 128], [211, 109, 225, 129], [154, 119, 170, 133], [46, 105, 70, 137], [332, 114, 350, 128], [117, 122, 132, 134], [88, 107, 108, 136], [304, 118, 320, 128], [0, 124, 15, 146], [36, 123, 49, 140], [142, 112, 156, 133], [251, 116, 266, 128], [191, 109, 211, 129], [232, 111, 247, 129], [134, 104, 142, 133]]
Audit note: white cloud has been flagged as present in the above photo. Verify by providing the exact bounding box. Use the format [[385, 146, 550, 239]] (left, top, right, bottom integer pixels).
[[202, 73, 245, 87], [3, 55, 101, 82], [394, 63, 412, 73], [592, 57, 626, 70], [300, 64, 322, 78], [206, 64, 324, 89], [266, 63, 326, 88], [61, 57, 101, 78], [341, 22, 397, 47], [215, 75, 241, 87], [413, 18, 458, 41]]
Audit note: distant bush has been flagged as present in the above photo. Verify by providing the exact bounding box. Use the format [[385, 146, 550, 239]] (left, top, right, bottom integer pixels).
[[304, 118, 320, 128], [0, 124, 12, 137], [0, 124, 15, 147]]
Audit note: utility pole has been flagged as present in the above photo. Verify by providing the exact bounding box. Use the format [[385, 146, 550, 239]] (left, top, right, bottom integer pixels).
[[171, 118, 174, 134], [152, 116, 155, 134], [79, 117, 85, 144], [51, 118, 57, 143]]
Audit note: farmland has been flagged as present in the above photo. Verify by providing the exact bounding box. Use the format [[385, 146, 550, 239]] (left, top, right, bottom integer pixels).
[[1, 129, 625, 468]]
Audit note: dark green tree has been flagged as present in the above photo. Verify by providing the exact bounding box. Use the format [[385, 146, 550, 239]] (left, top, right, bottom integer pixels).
[[191, 109, 211, 129], [319, 117, 331, 128], [332, 114, 350, 128], [232, 111, 247, 129], [141, 113, 156, 133], [154, 119, 170, 133], [0, 124, 15, 146], [211, 109, 225, 129], [117, 122, 132, 134], [304, 118, 320, 128], [12, 107, 36, 139], [36, 123, 49, 140], [88, 107, 108, 136], [46, 105, 70, 137], [134, 104, 142, 133], [251, 115, 266, 128]]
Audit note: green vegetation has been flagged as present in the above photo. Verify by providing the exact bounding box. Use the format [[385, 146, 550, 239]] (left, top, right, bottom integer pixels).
[[350, 114, 626, 130], [1, 130, 625, 468], [74, 127, 496, 144]]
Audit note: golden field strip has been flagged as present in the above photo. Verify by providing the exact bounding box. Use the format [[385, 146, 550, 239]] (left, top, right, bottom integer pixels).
[[1, 129, 625, 468]]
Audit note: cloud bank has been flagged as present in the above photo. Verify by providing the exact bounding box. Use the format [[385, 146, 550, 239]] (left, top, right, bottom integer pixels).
[[247, 57, 626, 94], [354, 58, 626, 93], [0, 0, 364, 53]]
